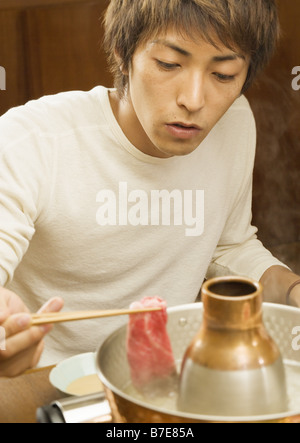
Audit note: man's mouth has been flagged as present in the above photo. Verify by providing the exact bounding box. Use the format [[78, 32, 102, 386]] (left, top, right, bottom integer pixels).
[[165, 122, 202, 139], [170, 122, 201, 130]]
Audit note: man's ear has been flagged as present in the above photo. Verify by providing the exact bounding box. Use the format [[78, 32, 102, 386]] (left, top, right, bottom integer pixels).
[[114, 50, 129, 75]]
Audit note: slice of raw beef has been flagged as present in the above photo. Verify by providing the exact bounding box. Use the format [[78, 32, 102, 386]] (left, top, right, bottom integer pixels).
[[126, 296, 177, 392]]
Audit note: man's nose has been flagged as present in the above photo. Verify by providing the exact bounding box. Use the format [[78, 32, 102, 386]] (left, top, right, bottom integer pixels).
[[177, 73, 205, 113]]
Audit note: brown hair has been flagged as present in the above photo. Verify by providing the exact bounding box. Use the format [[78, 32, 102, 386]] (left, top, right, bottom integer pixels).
[[103, 0, 280, 97]]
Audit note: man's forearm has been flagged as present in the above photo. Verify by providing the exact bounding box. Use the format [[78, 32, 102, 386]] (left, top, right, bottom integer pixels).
[[260, 265, 300, 307]]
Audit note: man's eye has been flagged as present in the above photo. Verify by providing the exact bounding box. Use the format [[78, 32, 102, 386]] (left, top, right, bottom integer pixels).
[[214, 73, 235, 82], [156, 60, 179, 70]]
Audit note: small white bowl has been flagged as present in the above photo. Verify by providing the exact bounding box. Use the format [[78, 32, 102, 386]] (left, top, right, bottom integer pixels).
[[49, 352, 102, 396]]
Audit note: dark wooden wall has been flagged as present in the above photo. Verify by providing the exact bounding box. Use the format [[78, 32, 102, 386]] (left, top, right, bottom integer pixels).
[[246, 1, 300, 272], [0, 0, 111, 115]]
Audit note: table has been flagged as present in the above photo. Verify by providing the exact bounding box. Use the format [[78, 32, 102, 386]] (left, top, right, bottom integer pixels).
[[0, 366, 61, 423]]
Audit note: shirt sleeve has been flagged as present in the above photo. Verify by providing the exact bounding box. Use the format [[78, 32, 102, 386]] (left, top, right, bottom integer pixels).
[[0, 109, 54, 286], [206, 101, 289, 282]]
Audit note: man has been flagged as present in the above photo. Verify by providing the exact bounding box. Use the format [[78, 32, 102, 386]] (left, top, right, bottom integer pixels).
[[0, 0, 299, 377]]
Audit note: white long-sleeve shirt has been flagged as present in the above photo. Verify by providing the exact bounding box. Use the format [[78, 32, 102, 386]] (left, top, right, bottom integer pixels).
[[0, 86, 285, 366]]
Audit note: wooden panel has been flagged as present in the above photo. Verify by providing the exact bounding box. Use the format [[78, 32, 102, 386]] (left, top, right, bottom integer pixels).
[[0, 9, 29, 115], [269, 243, 300, 276], [246, 2, 300, 248], [24, 0, 112, 100], [0, 0, 112, 115]]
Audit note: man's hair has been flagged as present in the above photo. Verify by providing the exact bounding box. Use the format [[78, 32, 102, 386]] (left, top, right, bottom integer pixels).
[[103, 0, 280, 98]]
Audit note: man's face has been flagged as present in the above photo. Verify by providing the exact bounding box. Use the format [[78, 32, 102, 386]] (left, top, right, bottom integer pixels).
[[114, 30, 250, 158]]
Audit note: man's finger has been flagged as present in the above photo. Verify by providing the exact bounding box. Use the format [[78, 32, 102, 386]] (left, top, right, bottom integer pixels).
[[0, 290, 10, 324], [0, 321, 46, 360], [1, 297, 64, 341], [1, 313, 32, 339], [37, 297, 64, 314], [0, 308, 9, 325], [0, 340, 45, 377]]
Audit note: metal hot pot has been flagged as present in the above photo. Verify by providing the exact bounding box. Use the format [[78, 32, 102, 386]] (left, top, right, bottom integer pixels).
[[96, 302, 300, 423]]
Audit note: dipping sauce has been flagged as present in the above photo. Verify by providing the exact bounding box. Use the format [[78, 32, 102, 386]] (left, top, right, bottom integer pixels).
[[66, 374, 103, 396]]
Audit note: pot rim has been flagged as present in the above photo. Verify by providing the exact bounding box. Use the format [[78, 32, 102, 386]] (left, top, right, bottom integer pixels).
[[201, 276, 262, 302], [96, 302, 300, 423]]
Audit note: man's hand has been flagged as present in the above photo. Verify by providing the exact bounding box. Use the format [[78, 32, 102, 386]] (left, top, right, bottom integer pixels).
[[260, 265, 300, 307], [0, 287, 63, 377]]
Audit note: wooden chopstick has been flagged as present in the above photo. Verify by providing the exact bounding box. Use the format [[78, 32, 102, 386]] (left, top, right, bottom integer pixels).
[[30, 307, 162, 326]]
